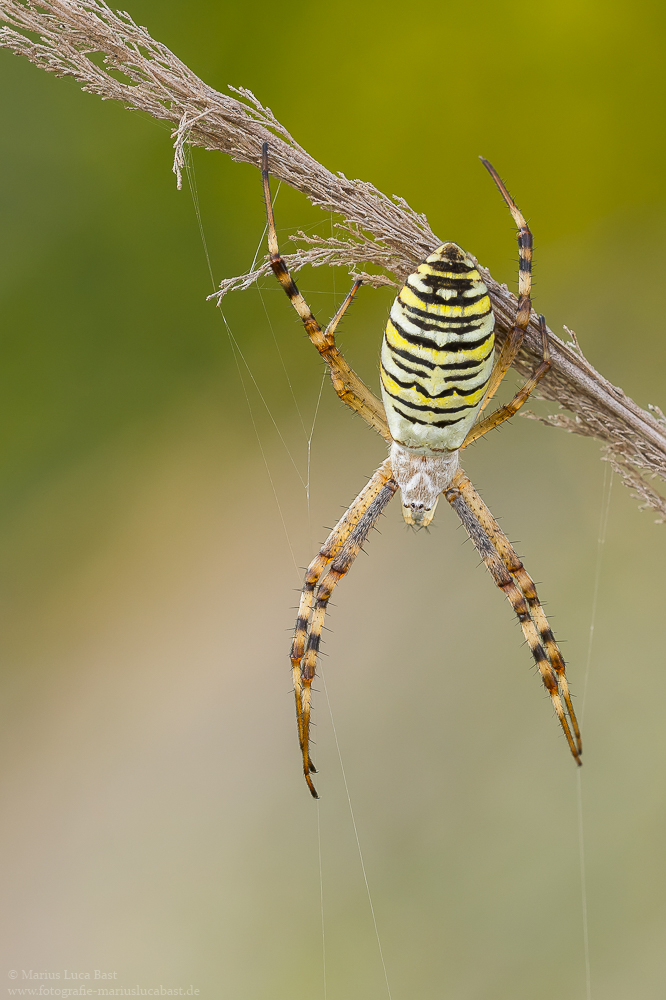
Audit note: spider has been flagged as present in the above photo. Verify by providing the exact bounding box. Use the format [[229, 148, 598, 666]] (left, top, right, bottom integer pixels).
[[260, 144, 581, 797]]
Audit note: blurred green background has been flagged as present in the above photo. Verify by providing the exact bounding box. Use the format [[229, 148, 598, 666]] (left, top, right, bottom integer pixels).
[[1, 1, 665, 997]]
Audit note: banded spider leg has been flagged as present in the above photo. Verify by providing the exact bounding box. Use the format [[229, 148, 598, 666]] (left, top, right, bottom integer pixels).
[[463, 160, 551, 448], [445, 472, 581, 762], [454, 164, 581, 756], [291, 460, 398, 797]]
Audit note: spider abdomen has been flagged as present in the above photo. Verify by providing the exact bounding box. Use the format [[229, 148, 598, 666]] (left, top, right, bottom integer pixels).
[[380, 243, 495, 452]]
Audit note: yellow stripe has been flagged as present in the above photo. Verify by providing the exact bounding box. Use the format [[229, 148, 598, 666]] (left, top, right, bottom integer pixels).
[[380, 367, 487, 411], [385, 321, 494, 363], [416, 264, 482, 282], [398, 285, 490, 318]]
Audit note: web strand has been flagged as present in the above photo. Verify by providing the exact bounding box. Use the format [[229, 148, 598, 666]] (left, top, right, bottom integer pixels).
[[320, 666, 393, 1000], [577, 458, 614, 1000], [317, 803, 328, 1000], [577, 772, 592, 1000], [182, 148, 303, 579], [581, 458, 613, 718]]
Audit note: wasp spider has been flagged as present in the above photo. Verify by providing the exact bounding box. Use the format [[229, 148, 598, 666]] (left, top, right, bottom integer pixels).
[[260, 144, 581, 797]]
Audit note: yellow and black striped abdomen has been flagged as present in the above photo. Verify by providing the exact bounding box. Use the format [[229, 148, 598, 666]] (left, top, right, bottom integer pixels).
[[380, 242, 495, 452]]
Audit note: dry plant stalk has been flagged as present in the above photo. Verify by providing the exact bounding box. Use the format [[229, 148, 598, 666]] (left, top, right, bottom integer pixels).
[[1, 0, 665, 519]]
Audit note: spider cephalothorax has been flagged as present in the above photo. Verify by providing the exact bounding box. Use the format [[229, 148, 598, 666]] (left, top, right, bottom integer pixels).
[[258, 145, 581, 797], [389, 443, 458, 526]]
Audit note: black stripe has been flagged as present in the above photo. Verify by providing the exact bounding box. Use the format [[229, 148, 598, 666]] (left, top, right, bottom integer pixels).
[[390, 317, 494, 354], [423, 259, 475, 274], [385, 355, 439, 378], [381, 363, 488, 398], [384, 344, 439, 371], [390, 401, 469, 427], [401, 287, 489, 310], [397, 300, 492, 328], [413, 277, 477, 292], [391, 308, 491, 337], [386, 354, 486, 382], [384, 341, 494, 371], [382, 384, 475, 414], [395, 312, 490, 336], [305, 632, 321, 654]]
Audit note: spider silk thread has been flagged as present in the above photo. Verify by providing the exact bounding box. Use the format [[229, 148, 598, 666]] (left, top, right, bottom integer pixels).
[[577, 457, 614, 1000], [182, 146, 307, 578], [320, 665, 394, 1000]]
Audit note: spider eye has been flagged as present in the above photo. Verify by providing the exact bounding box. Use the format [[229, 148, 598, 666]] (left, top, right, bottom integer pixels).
[[401, 498, 438, 527]]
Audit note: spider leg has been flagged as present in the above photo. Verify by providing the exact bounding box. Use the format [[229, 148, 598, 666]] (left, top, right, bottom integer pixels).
[[472, 158, 534, 419], [444, 471, 581, 764], [291, 458, 398, 796], [452, 470, 581, 756], [262, 143, 390, 442], [464, 160, 551, 446], [462, 315, 551, 447]]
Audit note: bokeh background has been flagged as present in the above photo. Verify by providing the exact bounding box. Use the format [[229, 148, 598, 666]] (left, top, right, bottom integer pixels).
[[1, 1, 666, 997]]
